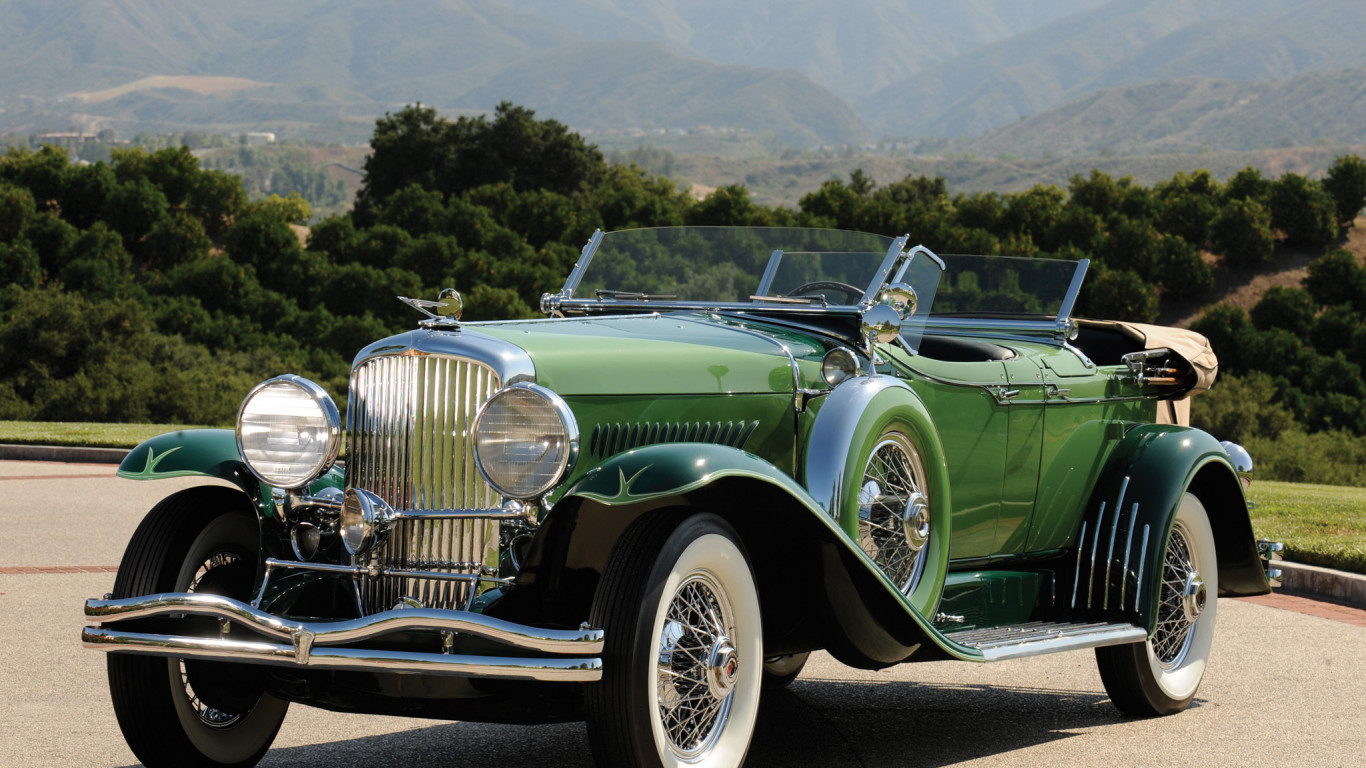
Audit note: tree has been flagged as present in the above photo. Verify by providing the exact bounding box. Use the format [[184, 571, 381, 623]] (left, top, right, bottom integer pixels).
[[1074, 265, 1158, 323], [0, 181, 35, 242], [1304, 249, 1366, 312], [1249, 286, 1316, 336], [100, 178, 170, 249], [355, 102, 607, 224], [1209, 198, 1274, 267], [1269, 173, 1337, 246], [1190, 372, 1294, 443], [1323, 154, 1366, 226]]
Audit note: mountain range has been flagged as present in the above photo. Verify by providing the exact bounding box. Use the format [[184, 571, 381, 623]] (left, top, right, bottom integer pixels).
[[1, 0, 1362, 153]]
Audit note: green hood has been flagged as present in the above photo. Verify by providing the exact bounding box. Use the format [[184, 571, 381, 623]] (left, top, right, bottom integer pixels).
[[474, 314, 819, 395]]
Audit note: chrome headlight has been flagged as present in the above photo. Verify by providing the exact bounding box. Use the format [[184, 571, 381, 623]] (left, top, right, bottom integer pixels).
[[473, 383, 578, 500], [236, 375, 341, 489]]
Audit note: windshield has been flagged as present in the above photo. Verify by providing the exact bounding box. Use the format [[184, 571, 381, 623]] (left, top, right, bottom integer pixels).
[[564, 227, 899, 304]]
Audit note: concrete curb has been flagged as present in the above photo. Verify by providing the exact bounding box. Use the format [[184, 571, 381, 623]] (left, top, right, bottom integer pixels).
[[1274, 559, 1366, 609], [0, 443, 129, 465]]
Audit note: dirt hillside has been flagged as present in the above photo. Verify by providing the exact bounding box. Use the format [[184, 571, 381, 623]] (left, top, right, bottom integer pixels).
[[1159, 217, 1366, 328]]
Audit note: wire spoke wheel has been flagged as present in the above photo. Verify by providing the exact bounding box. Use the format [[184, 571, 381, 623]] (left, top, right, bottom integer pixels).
[[656, 574, 737, 758], [587, 513, 761, 768], [1152, 522, 1202, 667], [858, 433, 931, 595], [1096, 492, 1218, 717]]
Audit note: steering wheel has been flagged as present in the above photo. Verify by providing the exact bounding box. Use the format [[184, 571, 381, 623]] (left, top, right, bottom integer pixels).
[[786, 280, 865, 303]]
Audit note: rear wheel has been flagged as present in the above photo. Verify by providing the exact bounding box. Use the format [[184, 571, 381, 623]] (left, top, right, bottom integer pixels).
[[586, 513, 762, 768], [1096, 493, 1219, 716], [107, 486, 288, 768], [761, 652, 810, 689]]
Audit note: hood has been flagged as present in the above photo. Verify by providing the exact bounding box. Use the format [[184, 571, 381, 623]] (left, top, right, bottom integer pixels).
[[473, 313, 822, 396]]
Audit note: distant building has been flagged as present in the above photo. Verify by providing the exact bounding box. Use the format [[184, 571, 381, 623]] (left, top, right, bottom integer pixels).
[[36, 132, 97, 150], [243, 132, 276, 147]]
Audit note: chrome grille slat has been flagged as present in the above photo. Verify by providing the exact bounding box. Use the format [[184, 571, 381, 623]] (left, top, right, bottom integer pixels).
[[347, 354, 502, 615]]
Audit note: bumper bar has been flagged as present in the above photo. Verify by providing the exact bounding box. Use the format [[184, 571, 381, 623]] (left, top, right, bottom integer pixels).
[[82, 592, 604, 682]]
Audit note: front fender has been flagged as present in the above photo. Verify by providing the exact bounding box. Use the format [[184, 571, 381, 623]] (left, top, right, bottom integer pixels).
[[119, 429, 260, 489], [117, 429, 345, 520], [492, 441, 982, 669], [1071, 424, 1269, 633]]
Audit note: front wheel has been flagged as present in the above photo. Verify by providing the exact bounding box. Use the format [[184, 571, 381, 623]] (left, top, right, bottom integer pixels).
[[1096, 492, 1219, 716], [586, 513, 763, 768], [106, 487, 288, 768]]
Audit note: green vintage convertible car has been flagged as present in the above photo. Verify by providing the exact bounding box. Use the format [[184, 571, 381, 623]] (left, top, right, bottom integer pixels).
[[84, 227, 1278, 768]]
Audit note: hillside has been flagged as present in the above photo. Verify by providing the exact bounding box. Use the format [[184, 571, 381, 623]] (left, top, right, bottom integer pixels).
[[455, 41, 869, 146], [964, 70, 1366, 158], [860, 0, 1366, 138]]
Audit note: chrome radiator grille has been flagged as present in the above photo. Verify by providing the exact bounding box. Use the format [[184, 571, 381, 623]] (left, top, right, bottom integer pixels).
[[346, 353, 502, 614]]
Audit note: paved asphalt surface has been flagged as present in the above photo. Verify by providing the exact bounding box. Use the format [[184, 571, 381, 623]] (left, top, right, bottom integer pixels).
[[4, 460, 1365, 768]]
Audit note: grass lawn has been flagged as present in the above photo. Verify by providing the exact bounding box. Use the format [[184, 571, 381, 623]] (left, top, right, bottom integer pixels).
[[0, 421, 215, 448], [4, 422, 1363, 574], [1247, 480, 1366, 576]]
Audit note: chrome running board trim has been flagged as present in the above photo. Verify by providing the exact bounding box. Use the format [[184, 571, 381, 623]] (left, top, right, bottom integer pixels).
[[945, 621, 1147, 661]]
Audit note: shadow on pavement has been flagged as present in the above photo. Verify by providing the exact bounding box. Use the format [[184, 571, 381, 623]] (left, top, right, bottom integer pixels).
[[111, 677, 1172, 768]]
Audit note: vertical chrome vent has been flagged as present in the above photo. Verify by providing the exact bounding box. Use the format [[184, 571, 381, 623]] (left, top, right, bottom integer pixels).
[[346, 353, 502, 613]]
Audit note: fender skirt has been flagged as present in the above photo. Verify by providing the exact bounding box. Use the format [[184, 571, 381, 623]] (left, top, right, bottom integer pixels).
[[496, 442, 984, 669], [1069, 424, 1270, 634]]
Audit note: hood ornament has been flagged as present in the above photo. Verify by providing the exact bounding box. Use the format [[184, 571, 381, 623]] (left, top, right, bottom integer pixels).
[[399, 288, 463, 329]]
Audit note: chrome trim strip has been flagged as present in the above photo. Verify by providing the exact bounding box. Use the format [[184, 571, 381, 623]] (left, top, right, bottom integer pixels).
[[1086, 502, 1105, 609], [82, 629, 602, 682], [1070, 520, 1087, 610], [1102, 477, 1130, 611], [352, 329, 535, 386], [1135, 524, 1151, 613], [85, 592, 604, 654], [263, 558, 513, 586], [1120, 503, 1138, 610]]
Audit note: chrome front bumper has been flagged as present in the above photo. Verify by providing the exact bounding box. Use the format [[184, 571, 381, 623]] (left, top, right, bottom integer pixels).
[[82, 593, 604, 682]]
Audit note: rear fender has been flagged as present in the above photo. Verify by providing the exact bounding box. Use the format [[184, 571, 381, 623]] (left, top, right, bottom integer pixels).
[[496, 442, 982, 668], [1070, 424, 1268, 633]]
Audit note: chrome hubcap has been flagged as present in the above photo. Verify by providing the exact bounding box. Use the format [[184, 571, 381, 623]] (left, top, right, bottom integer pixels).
[[1182, 573, 1206, 622], [706, 635, 740, 699]]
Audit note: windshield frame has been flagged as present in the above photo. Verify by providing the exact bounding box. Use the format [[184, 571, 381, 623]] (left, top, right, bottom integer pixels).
[[539, 227, 1090, 345]]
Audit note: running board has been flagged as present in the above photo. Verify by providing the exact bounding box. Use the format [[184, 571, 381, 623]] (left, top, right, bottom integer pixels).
[[944, 621, 1147, 661]]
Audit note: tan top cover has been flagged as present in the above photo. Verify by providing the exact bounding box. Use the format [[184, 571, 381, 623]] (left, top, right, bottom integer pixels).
[[1078, 320, 1219, 426]]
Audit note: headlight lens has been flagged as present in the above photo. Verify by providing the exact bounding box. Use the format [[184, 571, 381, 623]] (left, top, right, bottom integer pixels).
[[822, 347, 859, 387], [236, 375, 341, 489], [473, 383, 578, 500]]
